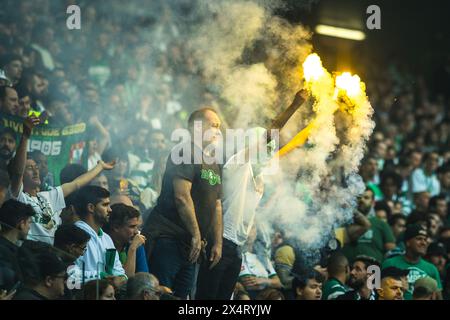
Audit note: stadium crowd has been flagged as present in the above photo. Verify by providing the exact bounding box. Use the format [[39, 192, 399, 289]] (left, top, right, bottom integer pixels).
[[0, 0, 449, 300]]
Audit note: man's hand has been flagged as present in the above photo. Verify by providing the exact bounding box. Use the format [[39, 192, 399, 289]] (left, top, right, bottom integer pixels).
[[104, 275, 127, 288], [241, 276, 266, 290], [189, 234, 202, 263], [209, 243, 222, 270], [98, 160, 116, 171], [130, 233, 146, 251], [293, 88, 309, 104], [23, 116, 40, 138]]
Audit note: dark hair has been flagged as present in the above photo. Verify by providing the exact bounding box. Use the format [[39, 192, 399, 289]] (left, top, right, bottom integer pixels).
[[15, 83, 30, 99], [28, 150, 45, 162], [82, 279, 114, 300], [0, 53, 22, 68], [292, 269, 325, 295], [423, 152, 439, 163], [17, 240, 67, 286], [361, 155, 377, 166], [0, 127, 17, 141], [0, 199, 35, 231], [54, 224, 91, 249], [187, 107, 217, 128], [0, 85, 16, 101], [60, 164, 87, 184], [353, 255, 381, 269], [106, 204, 140, 230], [380, 170, 403, 191], [74, 186, 110, 219], [429, 194, 447, 211], [374, 201, 392, 219], [407, 210, 428, 226], [326, 251, 348, 276], [388, 213, 407, 227]]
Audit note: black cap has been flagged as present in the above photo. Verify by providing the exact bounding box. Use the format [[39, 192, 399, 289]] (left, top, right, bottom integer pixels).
[[427, 242, 446, 257], [381, 266, 409, 279], [404, 224, 428, 241]]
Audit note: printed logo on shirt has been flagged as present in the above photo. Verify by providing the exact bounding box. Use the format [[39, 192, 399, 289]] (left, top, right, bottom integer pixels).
[[407, 267, 429, 292], [358, 229, 373, 243], [201, 169, 221, 186]]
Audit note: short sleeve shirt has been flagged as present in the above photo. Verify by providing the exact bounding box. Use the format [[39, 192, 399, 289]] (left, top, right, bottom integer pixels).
[[12, 184, 65, 244], [153, 143, 222, 240]]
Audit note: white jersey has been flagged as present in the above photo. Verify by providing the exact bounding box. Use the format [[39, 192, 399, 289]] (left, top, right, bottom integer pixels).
[[73, 220, 126, 281], [12, 184, 65, 244]]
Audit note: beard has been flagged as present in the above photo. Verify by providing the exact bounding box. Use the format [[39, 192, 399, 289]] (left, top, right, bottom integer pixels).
[[0, 148, 13, 160], [94, 213, 109, 226], [348, 277, 365, 290]]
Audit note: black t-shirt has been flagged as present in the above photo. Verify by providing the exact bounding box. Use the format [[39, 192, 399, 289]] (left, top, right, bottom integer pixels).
[[153, 143, 222, 240], [13, 287, 49, 300]]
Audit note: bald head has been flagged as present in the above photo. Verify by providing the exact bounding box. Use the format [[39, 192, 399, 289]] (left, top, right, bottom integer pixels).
[[110, 194, 134, 207], [327, 252, 349, 277]]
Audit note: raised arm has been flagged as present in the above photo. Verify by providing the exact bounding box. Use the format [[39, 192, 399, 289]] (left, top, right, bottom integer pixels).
[[266, 89, 309, 142], [90, 116, 110, 156], [173, 177, 201, 263], [9, 116, 40, 197], [61, 160, 115, 197], [346, 210, 372, 243]]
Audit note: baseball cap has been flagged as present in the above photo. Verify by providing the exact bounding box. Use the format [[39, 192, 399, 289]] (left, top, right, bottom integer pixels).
[[426, 242, 446, 257], [404, 224, 428, 241], [414, 276, 438, 293], [381, 266, 409, 280]]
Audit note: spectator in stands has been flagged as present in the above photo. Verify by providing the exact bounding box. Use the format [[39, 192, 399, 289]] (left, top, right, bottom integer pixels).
[[54, 224, 91, 264], [126, 273, 162, 300], [9, 116, 116, 244], [0, 85, 19, 115], [292, 269, 324, 301], [342, 187, 396, 263], [14, 241, 67, 300], [105, 204, 148, 277], [0, 54, 23, 85], [413, 276, 439, 300], [376, 267, 408, 300], [411, 152, 441, 197], [322, 252, 350, 300], [73, 186, 126, 283], [0, 127, 17, 171], [337, 255, 379, 300], [382, 224, 443, 299], [0, 200, 35, 293], [82, 279, 116, 300], [238, 226, 282, 299]]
